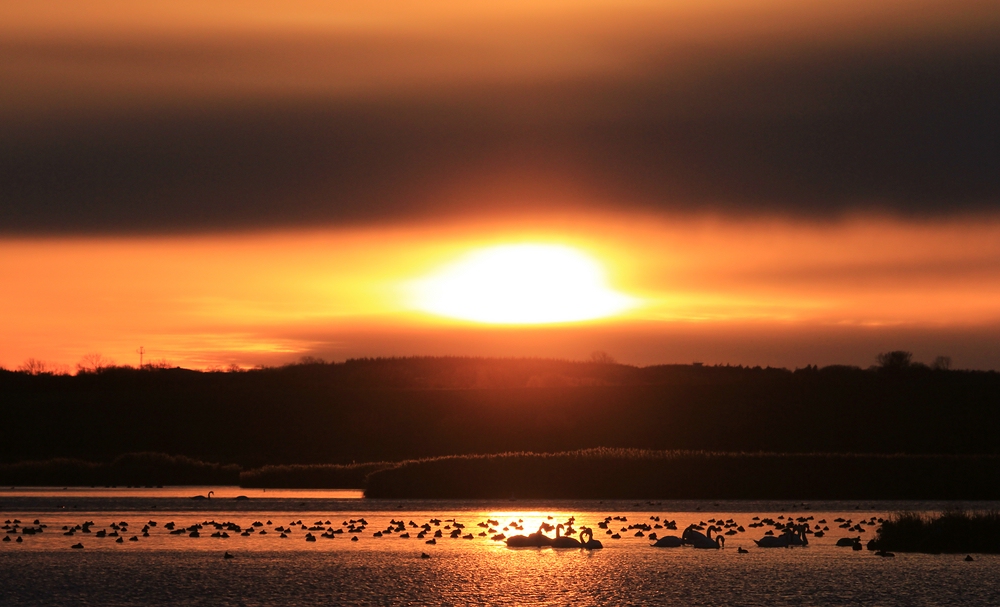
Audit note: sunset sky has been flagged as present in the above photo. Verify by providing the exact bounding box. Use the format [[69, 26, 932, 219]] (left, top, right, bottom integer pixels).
[[3, 0, 999, 370]]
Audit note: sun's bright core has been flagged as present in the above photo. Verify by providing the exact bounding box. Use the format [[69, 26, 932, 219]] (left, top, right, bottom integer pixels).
[[410, 244, 637, 324]]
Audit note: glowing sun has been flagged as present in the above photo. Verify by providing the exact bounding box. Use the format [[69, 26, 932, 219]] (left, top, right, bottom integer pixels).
[[410, 244, 637, 324]]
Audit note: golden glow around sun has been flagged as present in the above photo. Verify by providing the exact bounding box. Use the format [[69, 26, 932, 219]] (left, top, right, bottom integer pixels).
[[409, 244, 637, 324]]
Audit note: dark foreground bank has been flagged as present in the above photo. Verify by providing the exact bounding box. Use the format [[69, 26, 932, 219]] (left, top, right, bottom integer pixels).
[[8, 449, 999, 501]]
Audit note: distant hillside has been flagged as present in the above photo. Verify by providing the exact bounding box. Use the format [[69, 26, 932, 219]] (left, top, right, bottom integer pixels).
[[2, 357, 998, 466]]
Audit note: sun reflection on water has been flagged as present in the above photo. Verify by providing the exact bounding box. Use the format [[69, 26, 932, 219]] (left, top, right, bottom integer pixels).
[[4, 496, 999, 605]]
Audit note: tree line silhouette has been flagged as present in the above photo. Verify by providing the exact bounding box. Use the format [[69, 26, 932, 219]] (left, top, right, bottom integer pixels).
[[2, 354, 997, 470]]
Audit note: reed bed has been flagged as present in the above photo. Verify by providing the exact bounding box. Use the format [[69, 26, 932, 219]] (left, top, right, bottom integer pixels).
[[8, 449, 1000, 499], [0, 452, 240, 486], [239, 462, 394, 488], [876, 511, 1000, 553], [363, 449, 1000, 500]]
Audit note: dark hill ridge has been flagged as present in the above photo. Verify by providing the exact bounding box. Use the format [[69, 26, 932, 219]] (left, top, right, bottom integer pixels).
[[1, 357, 998, 467]]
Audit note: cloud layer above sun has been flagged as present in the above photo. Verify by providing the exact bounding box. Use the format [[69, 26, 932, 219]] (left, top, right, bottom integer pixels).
[[2, 0, 999, 234]]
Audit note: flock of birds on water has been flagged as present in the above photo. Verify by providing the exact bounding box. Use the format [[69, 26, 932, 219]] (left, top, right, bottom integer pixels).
[[3, 499, 912, 559]]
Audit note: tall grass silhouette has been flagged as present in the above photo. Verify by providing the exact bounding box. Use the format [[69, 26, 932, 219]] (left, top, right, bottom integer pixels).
[[239, 462, 393, 488], [363, 449, 1000, 499], [0, 452, 239, 486], [877, 511, 1000, 553]]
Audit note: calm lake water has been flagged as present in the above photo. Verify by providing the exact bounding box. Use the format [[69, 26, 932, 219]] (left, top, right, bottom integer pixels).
[[2, 488, 997, 606]]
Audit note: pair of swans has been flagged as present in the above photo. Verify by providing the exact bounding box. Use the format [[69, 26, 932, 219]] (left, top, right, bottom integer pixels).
[[506, 524, 603, 549], [754, 525, 808, 548], [505, 523, 554, 547], [506, 523, 553, 547], [651, 525, 724, 549], [683, 525, 724, 549]]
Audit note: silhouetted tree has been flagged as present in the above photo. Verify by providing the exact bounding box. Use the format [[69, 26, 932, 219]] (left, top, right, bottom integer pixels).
[[76, 353, 114, 374], [589, 350, 617, 364], [297, 356, 327, 365], [145, 358, 173, 370], [18, 358, 56, 375], [877, 350, 913, 370], [932, 356, 952, 371]]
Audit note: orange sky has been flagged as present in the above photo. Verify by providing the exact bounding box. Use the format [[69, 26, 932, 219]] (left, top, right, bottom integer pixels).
[[4, 213, 1000, 371], [3, 0, 999, 371]]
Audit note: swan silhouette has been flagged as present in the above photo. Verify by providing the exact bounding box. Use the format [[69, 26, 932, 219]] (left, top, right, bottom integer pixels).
[[755, 525, 808, 548], [683, 525, 723, 549], [579, 527, 603, 550], [191, 491, 215, 500], [551, 524, 582, 548], [755, 535, 788, 547], [652, 534, 684, 548], [505, 523, 554, 548], [785, 525, 808, 546]]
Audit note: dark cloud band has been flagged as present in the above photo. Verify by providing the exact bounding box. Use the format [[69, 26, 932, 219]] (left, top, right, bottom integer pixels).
[[2, 19, 998, 234]]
